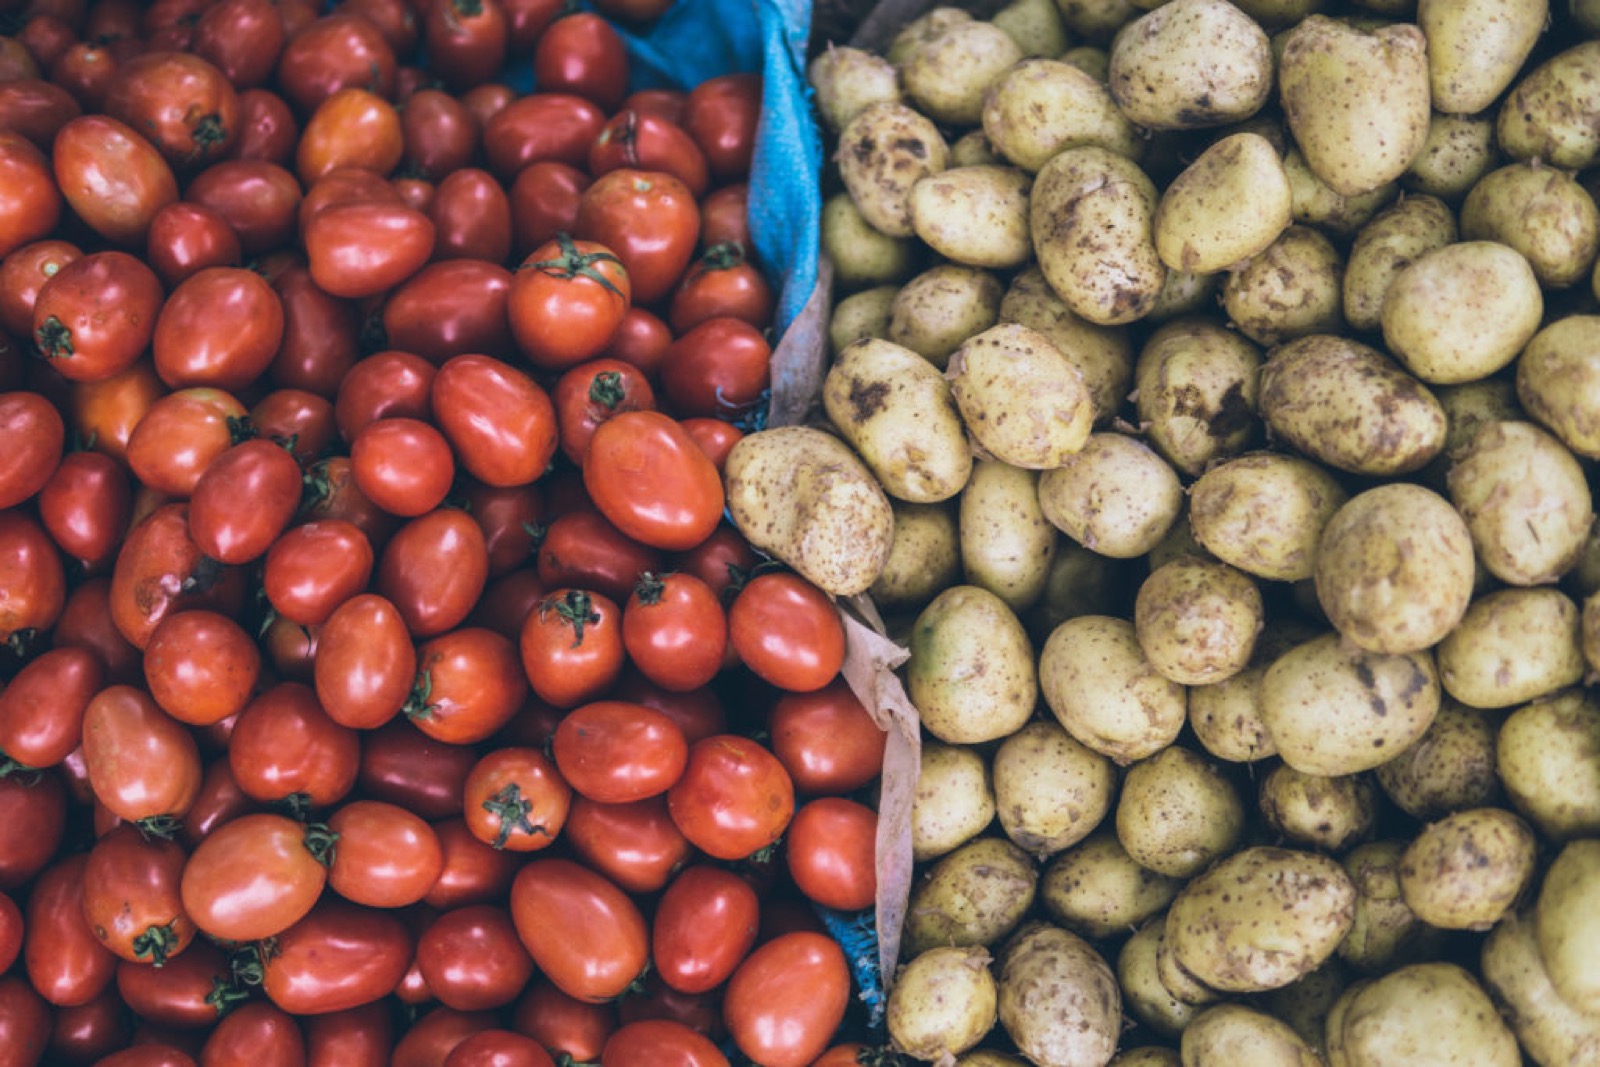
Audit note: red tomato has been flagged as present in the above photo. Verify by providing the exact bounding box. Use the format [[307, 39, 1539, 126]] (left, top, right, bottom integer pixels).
[[124, 389, 245, 497], [298, 166, 402, 229], [426, 818, 521, 910], [611, 670, 728, 744], [470, 569, 548, 639], [698, 184, 750, 252], [0, 79, 81, 151], [229, 88, 299, 163], [304, 201, 435, 300], [315, 593, 417, 730], [392, 1008, 496, 1067], [90, 1046, 199, 1067], [103, 500, 245, 645], [0, 131, 62, 257], [430, 167, 513, 263], [653, 865, 761, 995], [583, 411, 724, 552], [509, 161, 589, 260], [784, 797, 878, 911], [729, 574, 845, 693], [667, 735, 795, 861], [574, 169, 699, 306], [54, 577, 142, 687], [425, 0, 509, 90], [260, 614, 321, 686], [401, 89, 479, 181], [229, 682, 360, 808], [335, 350, 435, 442], [69, 361, 166, 467], [552, 700, 689, 804], [251, 387, 338, 464], [509, 236, 632, 372], [342, 0, 419, 53], [185, 160, 301, 255], [669, 246, 775, 334], [0, 509, 65, 654], [660, 316, 772, 419], [304, 1003, 394, 1067], [483, 93, 605, 180], [461, 83, 516, 127], [193, 0, 287, 89], [533, 14, 627, 112], [0, 892, 19, 974], [296, 87, 402, 184], [614, 973, 723, 1041], [511, 981, 614, 1062], [683, 74, 760, 183], [262, 900, 412, 1016], [52, 116, 178, 245], [553, 358, 656, 465], [537, 510, 662, 606], [49, 41, 117, 115], [180, 812, 330, 941], [769, 680, 887, 796], [382, 259, 515, 365], [589, 109, 709, 198], [621, 88, 687, 124], [199, 1002, 305, 1067], [518, 589, 625, 709], [562, 794, 692, 895], [410, 627, 529, 744], [32, 251, 163, 383], [418, 905, 534, 1012], [680, 418, 744, 472], [0, 771, 66, 889], [622, 572, 727, 692], [602, 1020, 728, 1067], [143, 609, 260, 727], [25, 854, 117, 1008], [47, 985, 132, 1064], [80, 826, 194, 966], [144, 202, 242, 288], [188, 439, 303, 563], [270, 267, 363, 398], [263, 520, 373, 626], [0, 391, 63, 509], [351, 417, 456, 518], [376, 507, 489, 637], [509, 859, 647, 1004], [326, 801, 442, 908], [358, 717, 475, 819], [113, 941, 235, 1028], [444, 1029, 555, 1067], [0, 239, 81, 338], [275, 13, 397, 114], [0, 648, 100, 774], [432, 354, 559, 488], [723, 933, 850, 1067], [179, 758, 257, 847], [152, 267, 284, 391], [462, 746, 571, 853], [81, 686, 201, 824], [0, 976, 51, 1066], [464, 481, 543, 578], [104, 51, 240, 170]]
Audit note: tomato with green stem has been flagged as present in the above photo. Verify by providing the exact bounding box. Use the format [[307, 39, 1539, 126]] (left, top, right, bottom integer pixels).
[[574, 168, 698, 307], [124, 388, 250, 498], [537, 511, 663, 607], [81, 686, 202, 826], [519, 588, 625, 709], [553, 358, 656, 465], [103, 51, 240, 170], [81, 825, 195, 966], [582, 411, 724, 553], [509, 234, 631, 372], [326, 800, 443, 909], [31, 250, 163, 383], [407, 627, 528, 745], [588, 109, 709, 198], [668, 244, 775, 335], [179, 812, 333, 942], [462, 747, 571, 853], [621, 571, 727, 693]]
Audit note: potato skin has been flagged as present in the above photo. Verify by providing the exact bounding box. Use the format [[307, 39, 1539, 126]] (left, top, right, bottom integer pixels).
[[1328, 963, 1520, 1067], [1155, 133, 1292, 273], [1497, 689, 1600, 842], [999, 268, 1135, 426], [1189, 454, 1347, 583], [1134, 319, 1261, 478], [1375, 700, 1502, 821], [808, 45, 901, 132], [1497, 41, 1600, 171], [998, 924, 1122, 1067], [983, 58, 1142, 171], [829, 284, 897, 356], [913, 741, 997, 862], [1108, 0, 1274, 130], [1038, 433, 1183, 560], [1180, 1003, 1322, 1067], [1041, 615, 1187, 765], [948, 323, 1095, 470], [1040, 831, 1183, 941], [902, 20, 1024, 128], [960, 460, 1056, 613], [1397, 808, 1537, 931], [1341, 194, 1457, 333], [888, 264, 1004, 370], [1135, 557, 1263, 686], [1116, 745, 1245, 878], [1481, 910, 1600, 1067], [1536, 839, 1600, 1016], [904, 836, 1039, 956], [1460, 162, 1600, 290], [822, 195, 916, 291], [838, 102, 949, 239], [1166, 846, 1356, 994], [871, 500, 962, 613], [910, 165, 1033, 270], [1220, 225, 1344, 347], [724, 427, 894, 597], [1517, 315, 1600, 458], [908, 586, 1037, 745], [1259, 765, 1378, 853], [1419, 0, 1547, 116], [1120, 920, 1206, 1037], [1338, 841, 1437, 975], [888, 945, 999, 1060], [1437, 588, 1584, 709], [1404, 112, 1498, 201], [993, 721, 1116, 858]]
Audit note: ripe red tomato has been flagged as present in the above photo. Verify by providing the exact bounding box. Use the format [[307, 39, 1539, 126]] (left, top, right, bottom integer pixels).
[[784, 797, 878, 911], [32, 251, 163, 383], [37, 450, 130, 571], [262, 899, 412, 1016], [553, 358, 656, 465], [510, 161, 589, 259], [382, 258, 516, 365], [80, 825, 194, 966], [46, 983, 132, 1063], [228, 682, 360, 808], [622, 572, 727, 692], [533, 14, 627, 112], [602, 1020, 730, 1067], [683, 73, 760, 183], [483, 93, 605, 179], [464, 481, 543, 577], [179, 758, 258, 847], [180, 812, 330, 941], [552, 700, 689, 804], [393, 1008, 498, 1067], [659, 316, 772, 419], [152, 266, 285, 391], [722, 932, 850, 1067], [410, 627, 529, 744], [519, 589, 625, 709], [511, 981, 614, 1062], [0, 131, 62, 257], [351, 417, 456, 518], [462, 747, 571, 853], [0, 239, 81, 338], [652, 865, 761, 995], [297, 87, 402, 184], [52, 116, 179, 245], [509, 236, 631, 372], [418, 905, 534, 1012], [769, 680, 887, 797], [263, 519, 374, 626], [144, 202, 242, 288], [0, 391, 63, 509], [0, 646, 101, 770], [229, 88, 299, 163], [192, 0, 286, 89], [305, 1002, 395, 1067], [81, 686, 202, 824], [24, 854, 117, 1008], [667, 735, 795, 861], [574, 168, 699, 306], [104, 51, 241, 170], [113, 940, 234, 1029], [537, 510, 662, 606], [562, 794, 692, 895], [430, 167, 513, 262], [669, 247, 776, 335], [680, 418, 744, 472], [200, 1001, 305, 1067], [611, 670, 728, 744], [698, 183, 751, 252], [0, 509, 65, 654], [426, 817, 522, 910], [376, 508, 489, 637], [402, 89, 479, 180], [251, 387, 338, 463], [275, 13, 397, 114], [185, 160, 301, 254], [583, 411, 724, 552], [432, 354, 559, 488], [316, 593, 417, 730], [358, 718, 476, 820], [304, 201, 435, 300], [326, 800, 442, 908], [110, 503, 247, 650], [589, 109, 709, 198], [0, 770, 66, 889], [335, 350, 435, 442], [510, 858, 648, 1004], [188, 438, 303, 563], [143, 609, 261, 726], [729, 574, 846, 693], [0, 974, 52, 1063], [124, 388, 249, 497], [621, 89, 687, 124], [69, 362, 167, 467]]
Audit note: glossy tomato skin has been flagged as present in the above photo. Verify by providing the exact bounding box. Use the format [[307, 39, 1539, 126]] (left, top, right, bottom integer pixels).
[[552, 700, 689, 804], [0, 509, 66, 652], [125, 389, 249, 498], [667, 735, 795, 861], [0, 131, 62, 258], [465, 481, 543, 578], [0, 239, 81, 338], [0, 80, 81, 151], [0, 891, 19, 973], [193, 0, 287, 89], [574, 169, 699, 307], [0, 390, 63, 509], [335, 350, 435, 442], [114, 940, 231, 1029], [518, 589, 625, 709], [425, 0, 509, 90], [382, 259, 515, 365], [229, 88, 299, 164], [533, 14, 627, 112], [588, 110, 709, 198], [229, 682, 361, 808], [81, 686, 202, 823], [0, 645, 101, 769], [350, 417, 455, 518], [509, 161, 589, 260], [680, 418, 744, 472], [262, 900, 412, 1016], [411, 627, 529, 744], [53, 116, 179, 246], [510, 859, 648, 1004], [32, 251, 163, 383], [188, 439, 303, 564], [143, 609, 260, 727], [296, 87, 402, 184], [304, 1003, 394, 1067], [659, 316, 772, 419], [153, 266, 284, 392], [326, 800, 442, 908], [431, 167, 513, 263], [251, 388, 339, 463], [652, 865, 761, 995], [0, 975, 51, 1066], [769, 680, 887, 796], [315, 593, 417, 730], [445, 1029, 556, 1067], [611, 670, 728, 744], [684, 73, 760, 183], [199, 1001, 305, 1067], [562, 794, 692, 895], [263, 519, 373, 626], [622, 572, 727, 692], [729, 574, 846, 694], [583, 411, 724, 552], [275, 13, 397, 114], [179, 757, 257, 847], [602, 1019, 730, 1067], [511, 981, 614, 1062], [392, 1008, 496, 1067], [784, 797, 878, 912], [509, 236, 631, 372], [553, 358, 656, 465], [47, 984, 133, 1063], [304, 201, 435, 300], [426, 818, 521, 910], [418, 905, 534, 1012], [698, 184, 751, 252], [104, 51, 241, 170], [144, 202, 242, 288], [25, 854, 118, 1007], [69, 361, 166, 468], [432, 354, 559, 488], [0, 772, 66, 890], [537, 510, 661, 606], [722, 932, 850, 1067], [81, 825, 194, 965], [357, 717, 475, 819], [462, 747, 571, 853], [376, 507, 489, 638], [185, 160, 301, 255], [180, 812, 327, 942], [401, 89, 479, 181], [669, 250, 775, 336], [483, 93, 605, 180]]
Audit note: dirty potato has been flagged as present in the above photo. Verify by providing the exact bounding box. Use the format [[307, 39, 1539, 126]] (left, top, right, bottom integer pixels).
[[870, 500, 963, 613], [1398, 807, 1537, 930], [1517, 315, 1600, 457], [1497, 689, 1600, 841], [999, 267, 1135, 425], [1038, 433, 1184, 559], [808, 45, 901, 131], [888, 946, 999, 1060], [1437, 588, 1584, 709], [1181, 1004, 1322, 1067], [1040, 615, 1188, 765], [1285, 148, 1400, 236], [960, 460, 1057, 613], [1221, 225, 1344, 346], [1460, 162, 1600, 290], [991, 0, 1070, 57], [905, 836, 1039, 955], [1116, 745, 1246, 877], [838, 102, 950, 239], [1189, 454, 1347, 583], [1040, 831, 1184, 940], [1108, 0, 1275, 130], [1155, 133, 1293, 273], [1404, 112, 1499, 201], [1259, 765, 1379, 853], [1121, 920, 1207, 1037], [1133, 319, 1261, 477], [1134, 557, 1263, 686], [1375, 701, 1503, 820], [1497, 40, 1600, 171], [1419, 0, 1547, 115], [999, 924, 1122, 1067], [829, 284, 898, 354], [909, 586, 1037, 745], [886, 6, 972, 65], [909, 165, 1033, 270], [994, 721, 1117, 857], [902, 20, 1025, 128], [947, 323, 1095, 470], [1535, 838, 1600, 1015], [983, 59, 1143, 171], [1327, 964, 1520, 1067], [1481, 910, 1600, 1067], [913, 740, 998, 862], [887, 264, 1004, 368], [1339, 841, 1438, 974], [1341, 194, 1457, 333]]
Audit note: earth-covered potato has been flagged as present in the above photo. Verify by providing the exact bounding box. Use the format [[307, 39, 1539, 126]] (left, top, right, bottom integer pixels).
[[1436, 588, 1584, 709], [1259, 765, 1378, 852], [993, 720, 1116, 858], [999, 924, 1122, 1067], [1038, 434, 1183, 560], [1480, 910, 1600, 1067], [999, 268, 1135, 425], [1341, 194, 1457, 333], [1326, 963, 1520, 1067], [909, 165, 1033, 270], [1189, 660, 1279, 764], [888, 945, 999, 1060], [1040, 831, 1183, 941], [1424, 379, 1524, 489], [1261, 634, 1442, 776], [870, 500, 962, 613], [908, 586, 1037, 745], [886, 6, 972, 65], [1040, 615, 1188, 765], [982, 59, 1143, 171], [1517, 315, 1600, 458], [822, 194, 918, 290], [1155, 133, 1292, 273], [1108, 0, 1274, 130], [1056, 0, 1139, 41], [838, 102, 949, 238], [902, 20, 1023, 128], [887, 264, 1003, 369], [1448, 420, 1594, 586], [1419, 0, 1547, 115], [1404, 112, 1499, 201], [808, 45, 900, 132], [1120, 920, 1206, 1037], [1133, 319, 1261, 478], [1535, 838, 1600, 1015], [1146, 268, 1222, 324], [1062, 44, 1113, 81], [1116, 745, 1245, 878], [1279, 17, 1431, 196], [1496, 689, 1600, 841], [1134, 557, 1263, 686], [1180, 1003, 1322, 1067], [1339, 841, 1438, 975], [1188, 454, 1347, 583], [1496, 40, 1600, 171], [829, 285, 898, 354], [1460, 162, 1600, 290], [1397, 807, 1537, 931], [904, 836, 1039, 955], [1375, 701, 1503, 820], [912, 740, 997, 862], [948, 323, 1095, 470], [1166, 846, 1356, 994], [1313, 484, 1476, 655], [1220, 225, 1344, 346], [960, 460, 1056, 613]]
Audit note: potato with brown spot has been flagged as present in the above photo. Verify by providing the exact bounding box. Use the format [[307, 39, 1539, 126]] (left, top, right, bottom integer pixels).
[[910, 165, 1033, 270], [948, 323, 1095, 470], [908, 585, 1037, 745], [1134, 319, 1261, 478], [886, 6, 973, 65], [1403, 112, 1498, 201], [1341, 194, 1457, 333], [1038, 433, 1183, 560], [870, 500, 962, 613], [1517, 315, 1600, 457], [888, 264, 1003, 369], [1376, 700, 1503, 821], [983, 58, 1143, 172], [1040, 614, 1187, 765], [1108, 0, 1275, 130], [1419, 0, 1547, 116], [1189, 453, 1347, 583], [1461, 162, 1600, 290], [1135, 557, 1263, 686], [808, 45, 900, 132], [1339, 841, 1439, 974], [1497, 41, 1600, 171], [1480, 910, 1600, 1067], [1398, 807, 1536, 931], [1116, 745, 1245, 878], [1437, 588, 1584, 709], [1285, 148, 1399, 237], [1259, 765, 1378, 853], [1120, 920, 1206, 1037], [837, 101, 949, 239], [902, 20, 1024, 128], [905, 836, 1039, 955], [913, 741, 997, 862], [888, 945, 999, 1060], [998, 923, 1122, 1067], [1221, 225, 1344, 346], [993, 720, 1117, 858], [1497, 689, 1600, 841], [1040, 831, 1183, 940]]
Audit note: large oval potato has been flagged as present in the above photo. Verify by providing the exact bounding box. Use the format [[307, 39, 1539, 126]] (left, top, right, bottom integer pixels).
[[1039, 433, 1183, 559], [1040, 831, 1183, 941], [1419, 0, 1548, 115], [1108, 0, 1274, 130], [837, 102, 950, 238], [1221, 225, 1344, 346], [983, 58, 1143, 171], [908, 585, 1037, 745], [1031, 146, 1166, 326], [948, 323, 1095, 470], [724, 427, 893, 596], [1398, 807, 1537, 931], [910, 165, 1033, 270], [1517, 315, 1600, 457], [1436, 588, 1584, 709], [905, 836, 1038, 955], [999, 924, 1122, 1067], [1481, 911, 1600, 1067], [823, 338, 971, 505], [1460, 162, 1600, 290], [999, 268, 1135, 425], [888, 946, 999, 1060], [1497, 41, 1600, 171], [1189, 453, 1347, 582], [1328, 964, 1520, 1067], [902, 20, 1024, 128], [1134, 319, 1261, 477], [888, 264, 1004, 369], [1040, 615, 1187, 765], [960, 460, 1056, 613], [913, 740, 997, 862], [808, 45, 901, 131], [994, 720, 1117, 857], [1381, 241, 1544, 385], [1134, 557, 1263, 686], [1116, 745, 1245, 877], [1536, 838, 1600, 1015], [1155, 133, 1292, 273], [1497, 689, 1600, 842]]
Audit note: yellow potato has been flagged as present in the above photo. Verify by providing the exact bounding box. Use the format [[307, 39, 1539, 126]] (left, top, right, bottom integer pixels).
[[1038, 433, 1183, 559], [1108, 0, 1274, 130], [960, 460, 1057, 613], [998, 268, 1135, 425], [909, 165, 1033, 269], [1221, 225, 1344, 346], [1517, 315, 1600, 458], [837, 102, 949, 238], [1341, 194, 1457, 333], [1189, 453, 1347, 583], [908, 586, 1037, 745], [1497, 41, 1600, 171], [1419, 0, 1547, 115], [1535, 838, 1600, 1016], [982, 59, 1143, 171], [948, 323, 1095, 470], [887, 264, 1004, 369], [1134, 319, 1261, 477], [1040, 615, 1187, 764]]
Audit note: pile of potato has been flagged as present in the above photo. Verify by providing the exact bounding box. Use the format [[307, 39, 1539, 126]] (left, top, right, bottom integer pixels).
[[721, 0, 1600, 1063]]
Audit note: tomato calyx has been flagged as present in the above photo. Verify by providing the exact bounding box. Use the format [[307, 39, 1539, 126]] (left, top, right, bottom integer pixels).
[[132, 920, 182, 967], [226, 415, 259, 444], [205, 976, 251, 1019], [553, 1056, 600, 1067], [632, 571, 666, 605], [543, 589, 601, 648], [403, 669, 438, 721], [450, 0, 486, 17], [699, 241, 746, 271], [0, 754, 38, 781], [600, 109, 641, 165], [589, 370, 627, 410], [4, 629, 38, 659], [34, 315, 73, 360], [135, 814, 182, 840], [189, 113, 229, 162], [522, 521, 548, 551], [609, 958, 653, 1003], [480, 782, 551, 850], [180, 555, 226, 595], [526, 232, 627, 300], [227, 938, 276, 988], [301, 822, 340, 867]]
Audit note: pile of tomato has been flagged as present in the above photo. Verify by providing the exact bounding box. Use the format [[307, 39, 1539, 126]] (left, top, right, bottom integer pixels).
[[0, 2, 893, 1065]]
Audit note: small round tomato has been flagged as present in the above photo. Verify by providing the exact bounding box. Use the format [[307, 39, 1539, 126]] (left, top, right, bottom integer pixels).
[[275, 12, 397, 114], [188, 438, 303, 563], [722, 932, 849, 1067], [52, 116, 178, 245], [533, 12, 626, 110], [262, 900, 412, 1016], [659, 316, 771, 419], [351, 417, 456, 518], [588, 109, 709, 198], [327, 800, 442, 909], [510, 859, 647, 1004], [0, 131, 62, 257], [251, 387, 338, 463], [574, 169, 698, 306], [679, 418, 744, 472], [335, 350, 435, 442], [32, 251, 163, 383], [509, 161, 589, 260], [553, 358, 656, 465], [462, 747, 571, 853], [69, 361, 166, 467], [683, 73, 760, 183], [784, 797, 878, 912], [376, 508, 489, 637], [402, 89, 479, 180], [144, 202, 242, 288], [562, 794, 692, 895], [81, 826, 194, 966], [425, 0, 509, 90], [430, 167, 513, 263], [667, 735, 794, 861], [432, 354, 559, 488], [104, 51, 240, 170], [315, 593, 417, 730], [0, 390, 64, 509], [509, 235, 631, 372], [603, 1020, 729, 1067], [0, 646, 101, 770], [583, 411, 724, 552], [24, 854, 118, 1008], [113, 940, 235, 1028], [304, 201, 435, 301], [263, 519, 373, 626], [622, 572, 727, 693], [200, 1001, 304, 1067], [652, 865, 760, 995], [229, 88, 299, 163], [729, 574, 845, 693], [409, 627, 529, 744], [669, 246, 775, 335], [0, 771, 66, 889], [125, 388, 250, 498], [0, 239, 81, 338], [483, 93, 605, 180], [81, 686, 202, 824], [769, 680, 888, 796], [518, 589, 625, 709], [180, 812, 330, 941], [143, 609, 261, 727], [229, 682, 360, 808], [512, 981, 614, 1063], [552, 700, 689, 805], [296, 87, 402, 184], [418, 905, 534, 1013], [358, 717, 476, 819], [537, 510, 662, 607], [152, 266, 285, 391]]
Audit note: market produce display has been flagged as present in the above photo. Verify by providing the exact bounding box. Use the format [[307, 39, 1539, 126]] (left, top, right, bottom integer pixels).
[[0, 1, 897, 1065], [754, 0, 1600, 1063]]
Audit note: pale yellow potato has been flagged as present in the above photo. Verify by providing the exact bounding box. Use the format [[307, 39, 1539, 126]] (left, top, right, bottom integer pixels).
[[994, 720, 1117, 857], [1116, 745, 1245, 877], [1497, 41, 1600, 171], [948, 323, 1095, 470], [903, 20, 1025, 128], [1108, 0, 1274, 130], [1039, 831, 1183, 940], [724, 427, 893, 596], [1437, 588, 1584, 709], [1461, 162, 1600, 289], [1261, 634, 1441, 776], [1536, 839, 1600, 1015], [887, 264, 1003, 369], [886, 6, 973, 65], [1181, 1004, 1322, 1067], [1038, 433, 1183, 559], [1134, 318, 1261, 477], [828, 284, 897, 355], [1031, 146, 1166, 326], [1221, 225, 1344, 346], [1120, 921, 1206, 1036], [1134, 557, 1263, 686], [910, 165, 1032, 270], [1518, 315, 1600, 458], [807, 45, 900, 131], [1189, 661, 1279, 764], [1166, 846, 1356, 994], [1279, 18, 1431, 197], [960, 460, 1057, 613], [1419, 0, 1547, 115], [960, 1053, 1033, 1067], [1480, 911, 1600, 1067], [1285, 148, 1399, 236], [1497, 689, 1600, 841], [1258, 334, 1446, 476], [1328, 964, 1520, 1067], [983, 59, 1143, 171], [869, 500, 962, 613], [823, 338, 972, 504], [1157, 924, 1226, 1007], [1375, 701, 1503, 820], [1338, 841, 1437, 974], [999, 267, 1135, 424], [1189, 453, 1347, 583], [1341, 194, 1456, 333], [837, 102, 949, 238], [904, 837, 1039, 955], [992, 0, 1070, 56], [912, 741, 997, 862], [1398, 807, 1536, 931], [908, 585, 1037, 745], [1448, 420, 1593, 586], [1403, 112, 1498, 201], [1156, 133, 1292, 273], [1040, 614, 1187, 764], [950, 129, 1001, 167], [999, 925, 1122, 1066], [1234, 0, 1325, 24], [888, 946, 998, 1060], [822, 193, 918, 290], [1259, 765, 1378, 852], [1054, 0, 1139, 42], [1380, 241, 1543, 385]]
